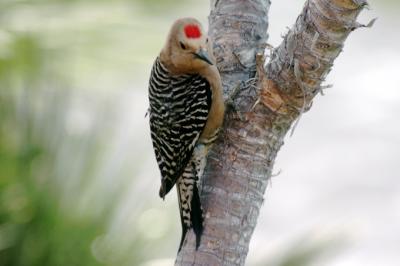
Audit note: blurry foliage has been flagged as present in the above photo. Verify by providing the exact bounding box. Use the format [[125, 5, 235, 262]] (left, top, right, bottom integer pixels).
[[250, 231, 347, 266], [0, 0, 177, 265], [0, 31, 107, 266], [0, 34, 42, 84]]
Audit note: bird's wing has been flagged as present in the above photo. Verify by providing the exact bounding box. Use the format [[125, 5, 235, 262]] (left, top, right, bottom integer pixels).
[[148, 58, 211, 197]]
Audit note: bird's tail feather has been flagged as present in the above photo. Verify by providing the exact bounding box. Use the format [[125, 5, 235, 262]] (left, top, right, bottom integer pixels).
[[177, 181, 188, 252], [176, 162, 204, 252], [190, 183, 203, 249]]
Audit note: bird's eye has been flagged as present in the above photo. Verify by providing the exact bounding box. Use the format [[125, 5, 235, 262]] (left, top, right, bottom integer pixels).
[[206, 38, 209, 43], [180, 42, 186, 50]]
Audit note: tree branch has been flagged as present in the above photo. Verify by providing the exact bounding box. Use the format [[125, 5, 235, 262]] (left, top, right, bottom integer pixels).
[[175, 0, 368, 265], [261, 0, 368, 128]]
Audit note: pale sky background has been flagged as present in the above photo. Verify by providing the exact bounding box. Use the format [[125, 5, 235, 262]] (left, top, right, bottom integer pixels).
[[248, 1, 400, 265]]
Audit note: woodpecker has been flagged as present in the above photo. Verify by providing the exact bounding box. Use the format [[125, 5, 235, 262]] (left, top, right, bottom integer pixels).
[[147, 18, 224, 251]]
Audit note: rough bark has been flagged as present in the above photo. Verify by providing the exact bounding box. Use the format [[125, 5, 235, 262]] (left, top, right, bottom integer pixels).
[[175, 0, 368, 265]]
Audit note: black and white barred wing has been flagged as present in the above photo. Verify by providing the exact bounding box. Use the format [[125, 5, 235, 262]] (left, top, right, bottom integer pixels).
[[148, 58, 211, 197]]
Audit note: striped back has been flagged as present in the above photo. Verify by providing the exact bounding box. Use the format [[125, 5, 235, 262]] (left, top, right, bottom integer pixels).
[[148, 57, 211, 196]]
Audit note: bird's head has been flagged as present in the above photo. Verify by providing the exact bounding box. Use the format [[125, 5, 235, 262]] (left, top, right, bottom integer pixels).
[[161, 18, 214, 74]]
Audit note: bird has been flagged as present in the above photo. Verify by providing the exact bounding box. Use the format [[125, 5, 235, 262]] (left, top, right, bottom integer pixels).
[[147, 17, 224, 251]]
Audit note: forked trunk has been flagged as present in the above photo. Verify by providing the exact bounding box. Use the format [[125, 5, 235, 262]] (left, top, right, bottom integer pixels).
[[175, 0, 369, 265]]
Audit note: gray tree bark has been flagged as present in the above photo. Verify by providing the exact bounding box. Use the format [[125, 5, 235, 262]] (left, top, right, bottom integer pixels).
[[175, 0, 370, 265]]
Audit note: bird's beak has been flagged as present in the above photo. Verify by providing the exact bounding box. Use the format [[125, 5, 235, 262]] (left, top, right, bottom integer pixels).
[[194, 49, 213, 65]]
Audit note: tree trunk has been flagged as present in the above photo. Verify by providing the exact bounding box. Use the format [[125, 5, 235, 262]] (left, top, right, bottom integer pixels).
[[175, 0, 369, 265]]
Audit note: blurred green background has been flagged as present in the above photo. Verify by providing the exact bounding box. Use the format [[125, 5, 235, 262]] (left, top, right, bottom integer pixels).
[[0, 0, 398, 266], [0, 1, 205, 265]]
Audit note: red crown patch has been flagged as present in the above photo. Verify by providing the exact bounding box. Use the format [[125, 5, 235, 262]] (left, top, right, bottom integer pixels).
[[184, 24, 201, 39]]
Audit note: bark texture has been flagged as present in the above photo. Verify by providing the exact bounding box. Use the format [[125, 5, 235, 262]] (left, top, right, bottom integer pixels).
[[175, 0, 368, 265]]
